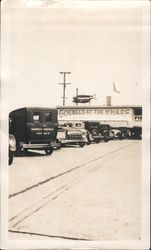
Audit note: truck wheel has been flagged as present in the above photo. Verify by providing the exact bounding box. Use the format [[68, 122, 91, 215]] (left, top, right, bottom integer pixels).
[[9, 151, 14, 165], [45, 147, 53, 155], [24, 148, 28, 154]]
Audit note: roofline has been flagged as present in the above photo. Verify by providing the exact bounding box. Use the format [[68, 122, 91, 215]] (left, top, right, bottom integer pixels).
[[9, 107, 57, 113], [57, 105, 142, 108]]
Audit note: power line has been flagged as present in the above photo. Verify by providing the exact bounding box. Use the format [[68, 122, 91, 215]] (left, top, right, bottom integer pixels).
[[10, 63, 46, 87]]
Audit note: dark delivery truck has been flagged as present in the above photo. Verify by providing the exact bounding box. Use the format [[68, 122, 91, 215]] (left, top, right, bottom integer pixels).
[[9, 107, 58, 155]]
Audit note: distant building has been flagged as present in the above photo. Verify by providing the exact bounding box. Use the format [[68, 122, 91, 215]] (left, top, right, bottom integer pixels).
[[57, 105, 142, 128]]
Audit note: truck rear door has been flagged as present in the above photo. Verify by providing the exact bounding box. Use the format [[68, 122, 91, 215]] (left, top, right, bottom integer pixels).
[[28, 109, 57, 143], [29, 111, 43, 143]]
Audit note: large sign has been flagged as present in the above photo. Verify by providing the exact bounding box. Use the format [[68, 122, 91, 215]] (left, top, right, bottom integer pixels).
[[58, 107, 133, 121]]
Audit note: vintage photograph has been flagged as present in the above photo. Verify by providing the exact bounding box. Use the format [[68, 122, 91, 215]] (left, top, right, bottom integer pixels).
[[0, 0, 150, 249]]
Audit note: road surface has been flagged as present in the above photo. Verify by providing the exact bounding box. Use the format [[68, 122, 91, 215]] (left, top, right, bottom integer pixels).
[[9, 140, 141, 241]]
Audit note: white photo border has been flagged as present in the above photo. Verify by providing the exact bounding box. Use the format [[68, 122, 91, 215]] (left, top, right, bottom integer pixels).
[[0, 0, 150, 249]]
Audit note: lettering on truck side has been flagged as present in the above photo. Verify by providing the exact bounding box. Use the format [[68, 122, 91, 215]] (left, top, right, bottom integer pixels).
[[31, 128, 54, 131], [43, 128, 54, 131], [31, 128, 42, 131]]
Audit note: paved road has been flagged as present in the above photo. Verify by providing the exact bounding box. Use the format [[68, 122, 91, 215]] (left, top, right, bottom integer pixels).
[[9, 140, 141, 241]]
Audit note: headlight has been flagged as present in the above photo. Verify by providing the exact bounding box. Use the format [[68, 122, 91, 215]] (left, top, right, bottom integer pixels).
[[9, 135, 16, 149]]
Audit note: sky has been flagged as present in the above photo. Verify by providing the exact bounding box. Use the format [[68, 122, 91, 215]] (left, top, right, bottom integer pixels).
[[2, 0, 145, 111]]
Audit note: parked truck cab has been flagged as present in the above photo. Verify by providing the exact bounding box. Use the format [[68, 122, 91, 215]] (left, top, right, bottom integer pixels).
[[9, 107, 58, 155]]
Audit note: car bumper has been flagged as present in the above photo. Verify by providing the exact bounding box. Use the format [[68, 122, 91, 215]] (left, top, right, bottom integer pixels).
[[22, 143, 52, 149], [59, 139, 85, 144]]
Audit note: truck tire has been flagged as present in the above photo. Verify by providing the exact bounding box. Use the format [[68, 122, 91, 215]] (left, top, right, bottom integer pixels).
[[14, 136, 22, 153], [24, 148, 28, 154], [45, 147, 53, 155], [9, 151, 14, 165]]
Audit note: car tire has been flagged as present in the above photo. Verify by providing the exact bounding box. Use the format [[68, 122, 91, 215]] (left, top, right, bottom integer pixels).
[[56, 139, 61, 149], [95, 138, 101, 143], [57, 144, 61, 149], [117, 132, 122, 140], [79, 142, 84, 147], [103, 136, 109, 142], [86, 141, 91, 145], [109, 131, 115, 140], [45, 147, 53, 155], [92, 129, 99, 136]]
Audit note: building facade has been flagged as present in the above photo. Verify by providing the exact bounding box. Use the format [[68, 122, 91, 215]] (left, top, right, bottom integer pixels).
[[57, 105, 142, 128]]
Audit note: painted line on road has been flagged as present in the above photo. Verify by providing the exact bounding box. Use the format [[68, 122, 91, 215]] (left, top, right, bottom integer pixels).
[[10, 160, 107, 226], [9, 229, 90, 241], [9, 149, 125, 229]]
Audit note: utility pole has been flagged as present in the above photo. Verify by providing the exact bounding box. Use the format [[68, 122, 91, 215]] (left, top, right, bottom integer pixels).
[[76, 88, 78, 106], [59, 72, 71, 106]]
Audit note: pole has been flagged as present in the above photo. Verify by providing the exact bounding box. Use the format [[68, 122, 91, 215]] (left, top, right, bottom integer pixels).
[[76, 88, 78, 106], [59, 72, 71, 106]]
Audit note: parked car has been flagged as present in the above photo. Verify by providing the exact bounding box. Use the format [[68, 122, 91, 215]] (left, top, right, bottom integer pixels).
[[99, 124, 110, 142], [79, 129, 94, 145], [109, 127, 131, 140], [108, 129, 121, 140], [9, 134, 16, 165], [59, 122, 93, 145], [57, 127, 85, 147], [130, 126, 142, 139], [84, 121, 102, 143], [84, 121, 110, 143], [118, 127, 131, 139], [9, 107, 58, 155]]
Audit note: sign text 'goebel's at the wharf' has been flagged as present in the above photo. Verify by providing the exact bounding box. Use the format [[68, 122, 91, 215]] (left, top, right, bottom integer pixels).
[[58, 108, 131, 118]]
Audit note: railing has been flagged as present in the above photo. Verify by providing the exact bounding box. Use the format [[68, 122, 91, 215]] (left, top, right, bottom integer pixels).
[[134, 115, 142, 121]]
